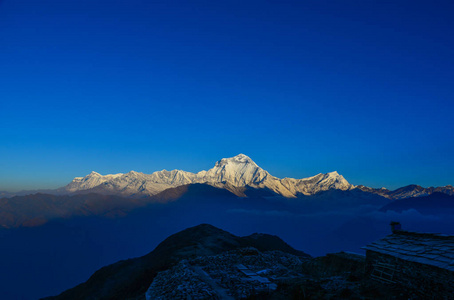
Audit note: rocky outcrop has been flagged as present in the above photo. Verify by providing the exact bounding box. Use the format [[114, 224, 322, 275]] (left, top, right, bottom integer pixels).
[[44, 224, 309, 300], [146, 248, 307, 299]]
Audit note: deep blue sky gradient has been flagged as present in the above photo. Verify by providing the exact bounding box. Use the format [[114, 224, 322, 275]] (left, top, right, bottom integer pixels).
[[1, 0, 453, 191]]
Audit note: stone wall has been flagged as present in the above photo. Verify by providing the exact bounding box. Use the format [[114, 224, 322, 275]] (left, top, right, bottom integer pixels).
[[366, 250, 454, 299]]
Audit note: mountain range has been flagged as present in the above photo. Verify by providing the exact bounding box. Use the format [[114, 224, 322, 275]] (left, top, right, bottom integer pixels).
[[3, 154, 451, 200], [1, 154, 453, 231], [62, 154, 354, 198]]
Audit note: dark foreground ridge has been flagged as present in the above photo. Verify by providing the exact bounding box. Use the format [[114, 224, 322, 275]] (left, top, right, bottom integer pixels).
[[43, 224, 453, 300], [43, 224, 309, 300]]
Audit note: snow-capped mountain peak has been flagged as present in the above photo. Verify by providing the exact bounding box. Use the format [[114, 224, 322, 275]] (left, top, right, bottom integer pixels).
[[214, 154, 257, 168], [315, 171, 353, 189], [225, 153, 255, 163], [201, 154, 269, 187]]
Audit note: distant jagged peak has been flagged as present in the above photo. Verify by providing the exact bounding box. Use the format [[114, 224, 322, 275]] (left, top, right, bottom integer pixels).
[[313, 171, 355, 190], [152, 169, 196, 179], [397, 184, 423, 190], [283, 170, 348, 183], [154, 169, 192, 174], [85, 171, 123, 178], [356, 183, 454, 200], [322, 171, 350, 181], [125, 170, 141, 175], [121, 170, 148, 180], [321, 171, 351, 184], [65, 171, 123, 192]]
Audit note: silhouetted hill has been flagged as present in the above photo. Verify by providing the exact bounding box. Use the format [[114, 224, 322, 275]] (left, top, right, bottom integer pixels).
[[43, 224, 309, 300], [380, 192, 454, 215]]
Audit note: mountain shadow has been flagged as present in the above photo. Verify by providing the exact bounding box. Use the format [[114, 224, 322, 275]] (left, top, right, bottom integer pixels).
[[0, 184, 240, 229]]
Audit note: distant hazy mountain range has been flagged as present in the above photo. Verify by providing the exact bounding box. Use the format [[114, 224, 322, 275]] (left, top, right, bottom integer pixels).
[[356, 184, 454, 199], [2, 154, 453, 199]]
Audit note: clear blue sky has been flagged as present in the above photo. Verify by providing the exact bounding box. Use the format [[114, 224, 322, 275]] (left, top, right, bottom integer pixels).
[[0, 0, 453, 191]]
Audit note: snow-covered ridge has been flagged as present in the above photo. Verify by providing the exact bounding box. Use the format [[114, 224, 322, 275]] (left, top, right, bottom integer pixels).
[[65, 171, 124, 192], [64, 154, 355, 198]]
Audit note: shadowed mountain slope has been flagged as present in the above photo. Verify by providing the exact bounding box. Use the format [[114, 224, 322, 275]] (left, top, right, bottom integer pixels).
[[0, 193, 152, 228], [0, 183, 392, 229], [43, 224, 309, 300], [0, 184, 242, 228]]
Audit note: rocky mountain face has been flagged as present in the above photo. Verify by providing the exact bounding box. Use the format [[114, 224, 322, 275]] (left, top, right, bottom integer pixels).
[[43, 224, 309, 300], [63, 154, 355, 198]]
